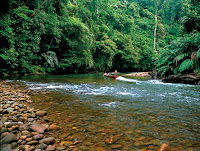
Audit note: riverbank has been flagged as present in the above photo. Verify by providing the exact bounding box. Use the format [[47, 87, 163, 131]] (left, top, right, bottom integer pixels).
[[121, 72, 151, 78], [122, 72, 200, 85], [0, 81, 59, 151], [162, 74, 200, 85]]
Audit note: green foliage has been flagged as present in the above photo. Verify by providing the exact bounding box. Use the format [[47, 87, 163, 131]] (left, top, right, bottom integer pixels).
[[0, 0, 189, 75], [157, 33, 200, 76], [178, 59, 194, 72], [157, 0, 200, 77]]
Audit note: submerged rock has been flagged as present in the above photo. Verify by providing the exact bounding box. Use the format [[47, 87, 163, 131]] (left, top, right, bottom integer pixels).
[[39, 137, 55, 145], [36, 111, 47, 117], [33, 134, 44, 140], [46, 145, 56, 151], [49, 124, 60, 130], [159, 144, 171, 151]]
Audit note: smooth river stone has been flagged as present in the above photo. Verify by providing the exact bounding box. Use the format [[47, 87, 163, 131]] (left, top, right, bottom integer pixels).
[[33, 134, 44, 140], [4, 122, 22, 128], [46, 145, 56, 151], [0, 133, 17, 144], [30, 124, 48, 133], [26, 140, 39, 145], [39, 137, 55, 145], [19, 124, 29, 131], [49, 124, 60, 130], [36, 111, 47, 117], [159, 144, 171, 151]]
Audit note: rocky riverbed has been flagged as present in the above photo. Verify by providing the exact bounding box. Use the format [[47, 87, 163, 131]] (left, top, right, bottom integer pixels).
[[0, 80, 172, 151], [0, 81, 59, 151]]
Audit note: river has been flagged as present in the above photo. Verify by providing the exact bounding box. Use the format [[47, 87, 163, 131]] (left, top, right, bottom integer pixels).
[[8, 73, 200, 150]]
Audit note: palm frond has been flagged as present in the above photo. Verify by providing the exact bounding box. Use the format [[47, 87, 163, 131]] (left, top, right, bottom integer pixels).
[[178, 59, 194, 72], [174, 53, 189, 62], [0, 53, 8, 60]]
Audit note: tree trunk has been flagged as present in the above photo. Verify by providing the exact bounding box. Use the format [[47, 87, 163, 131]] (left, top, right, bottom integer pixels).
[[153, 14, 158, 50]]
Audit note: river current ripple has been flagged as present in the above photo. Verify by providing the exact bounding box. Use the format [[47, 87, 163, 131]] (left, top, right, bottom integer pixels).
[[11, 74, 200, 150]]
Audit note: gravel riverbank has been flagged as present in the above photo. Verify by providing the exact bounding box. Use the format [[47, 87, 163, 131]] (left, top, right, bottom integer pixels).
[[0, 81, 59, 151]]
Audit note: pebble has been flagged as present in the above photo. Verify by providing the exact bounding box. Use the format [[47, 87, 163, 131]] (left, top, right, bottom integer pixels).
[[19, 124, 29, 131], [38, 143, 47, 149], [1, 132, 10, 138], [24, 144, 35, 151], [22, 130, 30, 136], [0, 128, 8, 134], [33, 134, 44, 140], [36, 111, 47, 117], [20, 136, 27, 140], [159, 144, 171, 151], [111, 144, 123, 149], [21, 141, 26, 145], [0, 133, 18, 144], [11, 142, 18, 149], [27, 140, 39, 145], [46, 145, 56, 151], [25, 137, 33, 142], [30, 124, 48, 133], [18, 145, 25, 150], [39, 137, 55, 145], [28, 118, 34, 122], [4, 122, 22, 128], [56, 146, 67, 150], [49, 124, 60, 130]]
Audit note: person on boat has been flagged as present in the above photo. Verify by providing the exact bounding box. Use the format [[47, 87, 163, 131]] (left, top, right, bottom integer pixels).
[[114, 70, 118, 76]]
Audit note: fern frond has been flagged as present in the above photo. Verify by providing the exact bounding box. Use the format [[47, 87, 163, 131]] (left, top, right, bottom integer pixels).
[[0, 53, 8, 60], [158, 65, 170, 76], [174, 53, 189, 62], [178, 59, 194, 72], [161, 67, 170, 77]]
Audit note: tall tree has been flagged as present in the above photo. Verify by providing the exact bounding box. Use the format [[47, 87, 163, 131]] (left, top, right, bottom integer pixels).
[[153, 0, 168, 50]]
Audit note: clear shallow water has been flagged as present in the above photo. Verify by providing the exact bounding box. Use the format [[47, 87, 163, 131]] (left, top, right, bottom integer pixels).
[[9, 74, 200, 150]]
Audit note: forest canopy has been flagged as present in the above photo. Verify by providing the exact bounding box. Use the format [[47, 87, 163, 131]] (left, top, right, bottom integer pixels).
[[0, 0, 199, 76]]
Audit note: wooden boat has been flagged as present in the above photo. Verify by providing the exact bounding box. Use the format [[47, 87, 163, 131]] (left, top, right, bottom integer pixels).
[[104, 73, 119, 79]]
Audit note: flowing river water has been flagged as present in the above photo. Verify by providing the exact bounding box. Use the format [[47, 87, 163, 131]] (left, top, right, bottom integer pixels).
[[8, 74, 200, 150]]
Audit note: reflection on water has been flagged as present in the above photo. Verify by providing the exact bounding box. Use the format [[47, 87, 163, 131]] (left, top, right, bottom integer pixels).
[[12, 74, 200, 150]]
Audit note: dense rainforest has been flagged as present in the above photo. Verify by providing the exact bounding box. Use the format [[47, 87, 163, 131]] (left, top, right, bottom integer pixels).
[[0, 0, 199, 76]]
